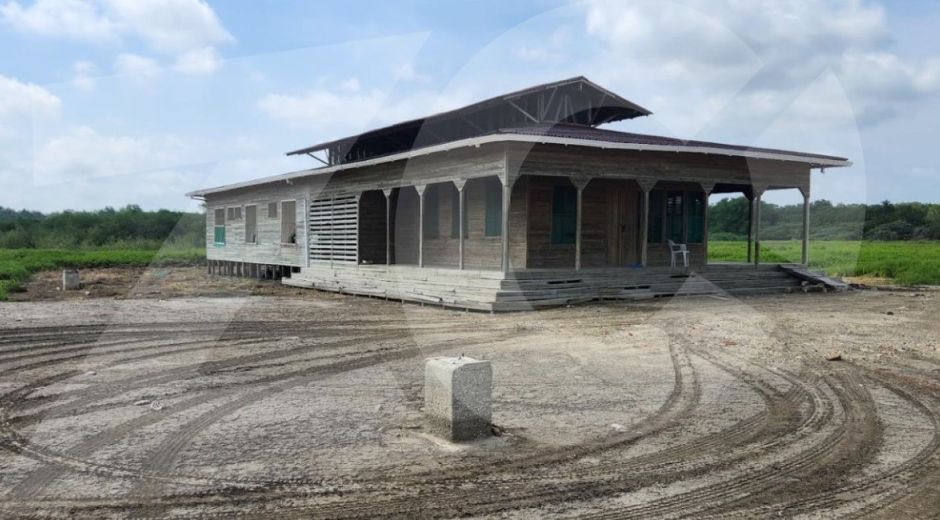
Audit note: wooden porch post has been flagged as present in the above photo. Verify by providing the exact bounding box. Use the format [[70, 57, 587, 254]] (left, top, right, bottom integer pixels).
[[801, 186, 811, 266], [700, 182, 715, 266], [500, 178, 514, 273], [746, 191, 754, 263], [753, 187, 765, 265], [453, 179, 467, 270], [383, 188, 393, 266], [415, 185, 426, 268], [638, 180, 657, 268], [572, 177, 592, 271]]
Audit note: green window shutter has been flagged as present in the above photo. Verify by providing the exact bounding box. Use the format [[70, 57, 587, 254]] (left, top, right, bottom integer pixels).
[[450, 186, 460, 238], [484, 178, 502, 237], [423, 186, 439, 239], [687, 191, 705, 243], [666, 191, 684, 242], [213, 208, 225, 246], [551, 185, 577, 245], [648, 191, 663, 243]]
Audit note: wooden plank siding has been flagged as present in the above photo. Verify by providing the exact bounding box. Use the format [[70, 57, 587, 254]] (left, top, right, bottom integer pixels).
[[510, 143, 810, 194], [204, 141, 810, 274], [204, 182, 307, 267], [418, 177, 527, 270]]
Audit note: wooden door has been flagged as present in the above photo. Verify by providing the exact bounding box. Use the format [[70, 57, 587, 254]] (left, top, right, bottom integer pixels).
[[606, 181, 639, 266]]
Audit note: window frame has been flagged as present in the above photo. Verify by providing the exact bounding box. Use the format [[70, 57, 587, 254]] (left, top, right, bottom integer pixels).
[[267, 201, 279, 219], [550, 184, 577, 245], [423, 185, 440, 239], [666, 191, 684, 243], [647, 189, 707, 245], [450, 185, 461, 239], [280, 199, 297, 246], [213, 208, 226, 246], [484, 177, 502, 238], [687, 191, 706, 244], [244, 204, 258, 244], [647, 190, 664, 244]]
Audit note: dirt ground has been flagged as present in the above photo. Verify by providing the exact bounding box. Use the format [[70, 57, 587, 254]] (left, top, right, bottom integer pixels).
[[1, 267, 940, 518]]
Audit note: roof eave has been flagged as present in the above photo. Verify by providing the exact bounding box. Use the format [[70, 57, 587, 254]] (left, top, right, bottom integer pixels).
[[189, 134, 850, 198]]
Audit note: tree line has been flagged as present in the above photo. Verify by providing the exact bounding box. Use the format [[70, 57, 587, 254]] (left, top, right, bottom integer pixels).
[[0, 199, 938, 250], [709, 198, 940, 241], [0, 205, 205, 249]]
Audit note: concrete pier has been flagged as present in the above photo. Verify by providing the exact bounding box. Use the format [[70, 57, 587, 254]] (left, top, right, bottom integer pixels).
[[424, 356, 492, 442], [62, 270, 81, 290]]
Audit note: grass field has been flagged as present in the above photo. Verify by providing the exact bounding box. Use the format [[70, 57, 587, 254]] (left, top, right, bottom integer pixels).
[[0, 248, 204, 300], [709, 240, 940, 286], [0, 241, 937, 300]]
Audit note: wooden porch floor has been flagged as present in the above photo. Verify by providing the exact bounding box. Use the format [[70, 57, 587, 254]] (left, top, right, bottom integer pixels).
[[283, 262, 834, 312]]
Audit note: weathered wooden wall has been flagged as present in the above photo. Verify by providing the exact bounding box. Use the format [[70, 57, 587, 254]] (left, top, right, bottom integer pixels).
[[204, 182, 307, 267], [510, 143, 811, 193], [392, 181, 523, 269], [203, 141, 808, 271], [525, 177, 640, 269]]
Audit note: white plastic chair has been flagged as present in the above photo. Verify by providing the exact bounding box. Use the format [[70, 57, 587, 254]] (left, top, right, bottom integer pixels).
[[668, 240, 690, 268]]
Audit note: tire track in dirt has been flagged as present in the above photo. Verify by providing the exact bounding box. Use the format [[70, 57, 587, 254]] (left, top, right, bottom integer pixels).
[[4, 324, 518, 505], [5, 329, 396, 424], [4, 333, 407, 499], [581, 367, 881, 520], [127, 331, 525, 511], [272, 349, 834, 519]]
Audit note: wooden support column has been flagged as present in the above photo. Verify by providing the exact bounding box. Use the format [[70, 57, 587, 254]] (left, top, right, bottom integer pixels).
[[700, 182, 715, 266], [453, 179, 467, 270], [801, 186, 811, 266], [383, 188, 393, 266], [571, 176, 591, 271], [637, 179, 657, 268], [415, 185, 427, 268], [500, 178, 515, 273], [752, 186, 766, 265], [746, 191, 754, 263]]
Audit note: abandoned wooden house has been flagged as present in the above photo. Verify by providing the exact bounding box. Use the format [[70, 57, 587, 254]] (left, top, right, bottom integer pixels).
[[187, 76, 850, 311]]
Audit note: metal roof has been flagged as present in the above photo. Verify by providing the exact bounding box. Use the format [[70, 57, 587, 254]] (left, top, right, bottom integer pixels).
[[284, 76, 651, 165], [495, 124, 849, 163]]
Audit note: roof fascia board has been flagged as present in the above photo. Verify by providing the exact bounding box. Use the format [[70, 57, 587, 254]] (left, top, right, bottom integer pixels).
[[189, 134, 851, 197]]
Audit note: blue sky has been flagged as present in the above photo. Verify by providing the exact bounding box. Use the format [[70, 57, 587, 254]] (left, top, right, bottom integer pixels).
[[1, 0, 939, 212]]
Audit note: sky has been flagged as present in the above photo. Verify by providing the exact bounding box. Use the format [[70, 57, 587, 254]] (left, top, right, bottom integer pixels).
[[1, 0, 939, 212]]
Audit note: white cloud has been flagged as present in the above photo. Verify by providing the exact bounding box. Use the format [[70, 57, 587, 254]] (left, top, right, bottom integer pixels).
[[31, 126, 192, 185], [258, 87, 389, 130], [0, 0, 117, 41], [114, 53, 160, 82], [0, 75, 61, 132], [582, 0, 940, 129], [173, 46, 222, 75], [71, 60, 98, 91], [258, 82, 473, 138], [102, 0, 233, 54], [2, 0, 233, 77]]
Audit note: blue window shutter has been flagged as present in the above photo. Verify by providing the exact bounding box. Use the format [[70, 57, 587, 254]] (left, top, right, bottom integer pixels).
[[687, 191, 705, 243], [423, 185, 439, 239], [485, 178, 502, 237], [450, 186, 460, 238], [551, 185, 577, 245]]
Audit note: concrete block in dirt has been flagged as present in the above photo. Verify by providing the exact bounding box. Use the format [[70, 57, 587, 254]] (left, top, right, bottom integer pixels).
[[62, 270, 81, 290], [424, 356, 492, 442]]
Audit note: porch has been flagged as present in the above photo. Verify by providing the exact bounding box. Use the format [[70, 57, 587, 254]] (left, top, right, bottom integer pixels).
[[326, 173, 813, 274], [283, 262, 817, 312]]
